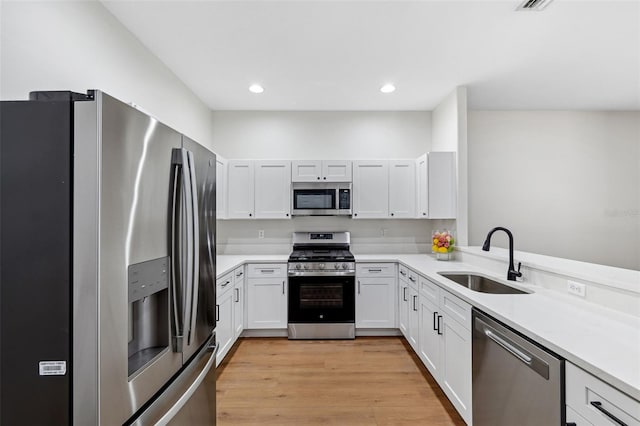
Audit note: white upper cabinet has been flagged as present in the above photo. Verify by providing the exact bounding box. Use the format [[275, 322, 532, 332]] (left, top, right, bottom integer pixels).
[[415, 154, 428, 218], [322, 160, 352, 182], [388, 160, 416, 218], [292, 160, 352, 182], [227, 160, 254, 219], [427, 152, 457, 219], [352, 161, 389, 218], [291, 160, 322, 182], [215, 155, 227, 219], [254, 161, 291, 219]]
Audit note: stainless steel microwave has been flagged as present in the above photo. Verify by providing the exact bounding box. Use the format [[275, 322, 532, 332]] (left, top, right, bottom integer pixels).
[[291, 182, 352, 216]]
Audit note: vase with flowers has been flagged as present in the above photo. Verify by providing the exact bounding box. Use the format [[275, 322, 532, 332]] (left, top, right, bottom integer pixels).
[[432, 229, 455, 260]]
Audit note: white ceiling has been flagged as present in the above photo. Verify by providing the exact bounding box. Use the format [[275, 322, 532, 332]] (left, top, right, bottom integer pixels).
[[102, 0, 640, 111]]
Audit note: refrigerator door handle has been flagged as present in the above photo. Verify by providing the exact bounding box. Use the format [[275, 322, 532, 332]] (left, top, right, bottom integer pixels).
[[186, 150, 200, 345], [154, 339, 219, 426], [170, 149, 191, 352]]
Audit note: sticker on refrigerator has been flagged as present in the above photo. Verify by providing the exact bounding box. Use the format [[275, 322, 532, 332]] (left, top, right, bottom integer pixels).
[[39, 361, 67, 376]]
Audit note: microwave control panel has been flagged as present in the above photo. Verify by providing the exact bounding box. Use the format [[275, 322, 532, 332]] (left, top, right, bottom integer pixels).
[[338, 189, 351, 210]]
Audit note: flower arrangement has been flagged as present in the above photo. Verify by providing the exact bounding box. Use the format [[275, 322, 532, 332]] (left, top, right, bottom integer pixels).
[[432, 230, 455, 256]]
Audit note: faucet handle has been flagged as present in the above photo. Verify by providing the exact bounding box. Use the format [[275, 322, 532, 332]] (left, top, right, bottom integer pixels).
[[515, 262, 523, 279]]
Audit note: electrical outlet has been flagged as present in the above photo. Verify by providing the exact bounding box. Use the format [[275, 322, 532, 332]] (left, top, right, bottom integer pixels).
[[258, 230, 265, 239], [567, 280, 586, 297]]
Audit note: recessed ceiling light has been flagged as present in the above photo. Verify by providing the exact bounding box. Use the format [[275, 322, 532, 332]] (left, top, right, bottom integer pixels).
[[380, 84, 396, 94], [249, 84, 264, 94]]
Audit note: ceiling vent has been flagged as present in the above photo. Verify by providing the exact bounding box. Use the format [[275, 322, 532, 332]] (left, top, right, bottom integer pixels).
[[516, 0, 554, 11]]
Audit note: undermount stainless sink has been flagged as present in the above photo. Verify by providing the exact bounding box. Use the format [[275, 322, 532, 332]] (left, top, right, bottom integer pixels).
[[438, 272, 532, 295]]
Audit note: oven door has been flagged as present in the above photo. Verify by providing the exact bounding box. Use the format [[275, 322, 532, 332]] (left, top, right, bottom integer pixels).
[[288, 275, 355, 323]]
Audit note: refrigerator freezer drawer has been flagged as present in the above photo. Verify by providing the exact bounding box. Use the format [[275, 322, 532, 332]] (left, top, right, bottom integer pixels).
[[128, 333, 218, 426]]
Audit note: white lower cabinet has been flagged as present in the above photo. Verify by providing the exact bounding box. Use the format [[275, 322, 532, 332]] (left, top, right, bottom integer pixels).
[[216, 283, 235, 366], [216, 266, 245, 366], [416, 274, 472, 425], [566, 362, 640, 426], [246, 264, 287, 329], [356, 263, 397, 328], [233, 266, 245, 339], [398, 270, 409, 337]]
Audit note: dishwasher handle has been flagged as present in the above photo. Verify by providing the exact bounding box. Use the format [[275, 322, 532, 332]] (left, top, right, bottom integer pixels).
[[476, 316, 550, 380]]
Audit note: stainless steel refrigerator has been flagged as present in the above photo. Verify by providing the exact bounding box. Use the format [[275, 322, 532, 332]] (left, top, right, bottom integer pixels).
[[0, 90, 218, 425]]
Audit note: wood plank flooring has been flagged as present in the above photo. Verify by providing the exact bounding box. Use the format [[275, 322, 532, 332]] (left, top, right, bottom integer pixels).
[[216, 337, 465, 425]]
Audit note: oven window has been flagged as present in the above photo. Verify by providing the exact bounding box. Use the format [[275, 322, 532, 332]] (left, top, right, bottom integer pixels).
[[299, 285, 343, 309], [293, 189, 335, 210], [288, 276, 355, 323]]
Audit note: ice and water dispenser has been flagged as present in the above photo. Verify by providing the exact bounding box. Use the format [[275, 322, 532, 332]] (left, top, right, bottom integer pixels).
[[127, 257, 171, 377]]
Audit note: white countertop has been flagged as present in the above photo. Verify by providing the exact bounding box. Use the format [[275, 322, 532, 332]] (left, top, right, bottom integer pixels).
[[217, 253, 640, 401]]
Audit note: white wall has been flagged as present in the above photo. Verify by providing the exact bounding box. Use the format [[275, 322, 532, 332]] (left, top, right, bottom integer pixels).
[[0, 1, 212, 148], [211, 111, 431, 159], [431, 87, 468, 245], [468, 111, 640, 271]]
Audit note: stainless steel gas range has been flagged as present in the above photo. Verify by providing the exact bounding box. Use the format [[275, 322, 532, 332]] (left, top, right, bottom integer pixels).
[[287, 232, 355, 339]]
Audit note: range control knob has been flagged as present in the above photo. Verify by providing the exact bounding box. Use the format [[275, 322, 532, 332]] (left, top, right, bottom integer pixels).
[[334, 263, 340, 269], [303, 264, 310, 270], [342, 263, 348, 269], [319, 263, 326, 270], [295, 263, 302, 270]]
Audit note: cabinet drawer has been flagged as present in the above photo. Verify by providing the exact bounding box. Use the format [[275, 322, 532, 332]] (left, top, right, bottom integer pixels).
[[247, 263, 287, 278], [233, 266, 245, 284], [217, 271, 234, 295], [398, 264, 409, 281], [357, 263, 396, 278], [566, 406, 594, 426], [566, 362, 640, 426], [419, 276, 439, 305], [439, 289, 471, 330], [406, 269, 419, 288]]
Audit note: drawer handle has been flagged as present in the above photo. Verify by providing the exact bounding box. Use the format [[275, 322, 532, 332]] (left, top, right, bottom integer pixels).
[[403, 287, 407, 302], [590, 401, 628, 426], [221, 280, 230, 287], [236, 271, 243, 277], [235, 288, 240, 302], [260, 269, 275, 273], [413, 295, 417, 312], [408, 276, 416, 282], [399, 270, 407, 276], [368, 268, 382, 273]]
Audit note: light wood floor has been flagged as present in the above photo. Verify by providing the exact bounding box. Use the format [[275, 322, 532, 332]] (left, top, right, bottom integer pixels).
[[216, 337, 465, 425]]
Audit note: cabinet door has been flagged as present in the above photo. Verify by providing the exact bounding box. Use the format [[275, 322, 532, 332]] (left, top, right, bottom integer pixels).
[[322, 160, 352, 182], [388, 160, 416, 218], [352, 161, 389, 218], [216, 288, 234, 366], [407, 285, 420, 351], [419, 295, 440, 379], [254, 161, 291, 219], [356, 277, 396, 328], [440, 313, 472, 424], [416, 154, 428, 218], [227, 160, 254, 219], [291, 160, 322, 182], [247, 278, 287, 329], [428, 152, 456, 219], [233, 272, 244, 339], [216, 156, 227, 219], [398, 279, 409, 338]]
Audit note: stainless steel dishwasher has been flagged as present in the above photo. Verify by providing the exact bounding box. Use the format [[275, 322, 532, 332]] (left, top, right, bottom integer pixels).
[[472, 309, 565, 425]]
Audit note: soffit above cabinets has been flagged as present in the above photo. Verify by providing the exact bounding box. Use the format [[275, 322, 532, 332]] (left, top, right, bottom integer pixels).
[[101, 1, 639, 111]]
